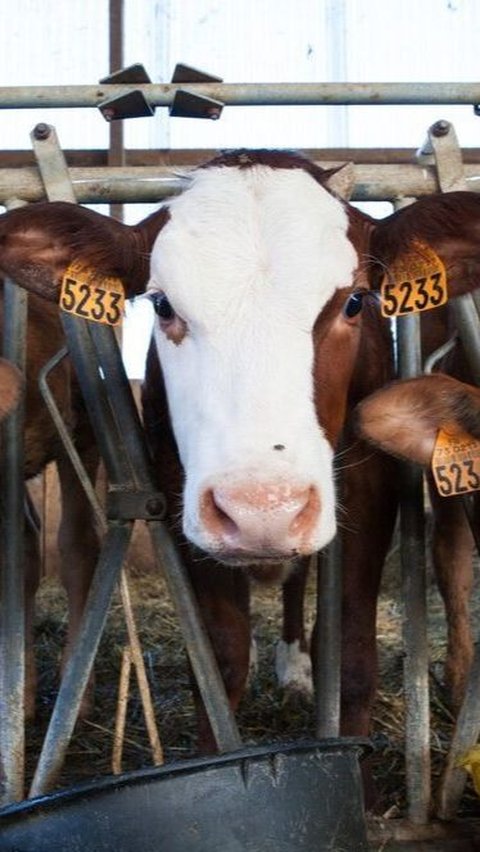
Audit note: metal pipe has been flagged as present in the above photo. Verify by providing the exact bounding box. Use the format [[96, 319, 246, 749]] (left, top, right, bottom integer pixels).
[[0, 81, 480, 109], [29, 522, 133, 797], [147, 521, 241, 753], [315, 541, 342, 738], [396, 311, 431, 825], [4, 163, 480, 206], [60, 314, 135, 487], [0, 279, 27, 805]]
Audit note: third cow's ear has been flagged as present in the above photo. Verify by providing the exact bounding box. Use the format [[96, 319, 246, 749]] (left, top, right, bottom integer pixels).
[[356, 373, 480, 465], [369, 191, 480, 299], [0, 201, 152, 301]]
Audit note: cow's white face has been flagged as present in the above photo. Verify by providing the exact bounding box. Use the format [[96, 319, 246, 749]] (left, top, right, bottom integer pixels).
[[147, 164, 357, 564]]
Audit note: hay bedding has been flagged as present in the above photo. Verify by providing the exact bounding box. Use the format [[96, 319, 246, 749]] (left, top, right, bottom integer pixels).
[[26, 520, 480, 817]]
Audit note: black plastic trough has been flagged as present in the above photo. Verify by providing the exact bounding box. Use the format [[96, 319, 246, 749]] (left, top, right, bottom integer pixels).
[[0, 739, 369, 851]]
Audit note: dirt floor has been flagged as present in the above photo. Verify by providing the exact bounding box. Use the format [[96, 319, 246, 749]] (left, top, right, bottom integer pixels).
[[24, 514, 480, 824]]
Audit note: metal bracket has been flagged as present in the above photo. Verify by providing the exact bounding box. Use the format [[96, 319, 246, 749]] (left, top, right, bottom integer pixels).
[[98, 64, 155, 122], [107, 489, 167, 521], [169, 63, 224, 120]]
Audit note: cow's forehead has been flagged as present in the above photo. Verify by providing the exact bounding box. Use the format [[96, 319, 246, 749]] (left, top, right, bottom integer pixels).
[[149, 164, 357, 326]]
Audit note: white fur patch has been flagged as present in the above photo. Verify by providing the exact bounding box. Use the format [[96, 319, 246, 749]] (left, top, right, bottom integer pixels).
[[148, 163, 358, 557], [275, 639, 313, 695]]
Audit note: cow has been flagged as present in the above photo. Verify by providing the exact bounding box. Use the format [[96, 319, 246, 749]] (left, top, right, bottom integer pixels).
[[1, 149, 480, 766], [0, 287, 100, 718], [357, 372, 480, 709]]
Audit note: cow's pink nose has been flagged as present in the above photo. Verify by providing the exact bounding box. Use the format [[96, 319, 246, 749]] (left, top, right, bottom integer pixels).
[[199, 481, 320, 554]]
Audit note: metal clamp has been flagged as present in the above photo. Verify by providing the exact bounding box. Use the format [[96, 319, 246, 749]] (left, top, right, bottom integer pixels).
[[98, 64, 155, 121], [169, 63, 224, 120]]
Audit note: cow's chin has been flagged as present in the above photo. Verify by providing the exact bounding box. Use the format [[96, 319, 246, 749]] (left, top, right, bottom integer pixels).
[[211, 551, 298, 584]]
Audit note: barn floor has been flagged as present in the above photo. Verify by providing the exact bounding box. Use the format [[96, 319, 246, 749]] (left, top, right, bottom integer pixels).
[[24, 515, 480, 848]]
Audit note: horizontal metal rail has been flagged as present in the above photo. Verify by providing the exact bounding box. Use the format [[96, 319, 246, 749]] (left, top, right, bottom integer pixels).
[[2, 147, 480, 169], [2, 163, 480, 205], [0, 81, 480, 109]]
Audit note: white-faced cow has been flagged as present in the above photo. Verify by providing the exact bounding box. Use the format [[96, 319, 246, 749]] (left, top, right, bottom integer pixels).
[[357, 372, 480, 709], [1, 150, 480, 760]]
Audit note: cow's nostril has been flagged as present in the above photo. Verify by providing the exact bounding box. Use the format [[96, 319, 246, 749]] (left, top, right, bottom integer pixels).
[[200, 488, 240, 538], [288, 486, 320, 537]]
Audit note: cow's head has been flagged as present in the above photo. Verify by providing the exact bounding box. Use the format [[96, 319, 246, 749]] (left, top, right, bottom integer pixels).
[[2, 150, 480, 565]]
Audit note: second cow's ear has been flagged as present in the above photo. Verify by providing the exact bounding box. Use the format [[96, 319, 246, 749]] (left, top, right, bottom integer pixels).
[[356, 373, 480, 465], [0, 201, 163, 301], [369, 191, 480, 299]]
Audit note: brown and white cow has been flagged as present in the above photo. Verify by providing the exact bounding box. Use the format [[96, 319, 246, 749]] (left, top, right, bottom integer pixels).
[[1, 150, 480, 756], [357, 372, 480, 708]]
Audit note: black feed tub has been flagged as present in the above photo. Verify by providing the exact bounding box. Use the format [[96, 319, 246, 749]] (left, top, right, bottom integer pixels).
[[0, 739, 369, 852]]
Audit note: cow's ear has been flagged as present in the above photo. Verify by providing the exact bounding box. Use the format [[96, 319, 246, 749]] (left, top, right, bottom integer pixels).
[[0, 201, 162, 301], [370, 191, 480, 298], [356, 373, 480, 465]]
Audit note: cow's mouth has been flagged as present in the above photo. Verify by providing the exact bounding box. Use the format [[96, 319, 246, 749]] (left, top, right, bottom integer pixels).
[[213, 550, 299, 583]]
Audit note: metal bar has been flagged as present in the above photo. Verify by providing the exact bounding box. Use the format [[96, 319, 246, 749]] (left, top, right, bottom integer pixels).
[[3, 162, 480, 206], [0, 165, 465, 206], [86, 322, 154, 487], [315, 541, 342, 738], [60, 314, 135, 487], [0, 81, 479, 109], [0, 279, 27, 805], [147, 521, 241, 753], [4, 147, 480, 168], [29, 522, 133, 797], [108, 0, 124, 222], [397, 311, 431, 825]]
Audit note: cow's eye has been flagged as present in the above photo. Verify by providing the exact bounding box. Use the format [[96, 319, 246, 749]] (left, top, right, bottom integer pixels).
[[343, 290, 366, 320], [150, 292, 175, 321]]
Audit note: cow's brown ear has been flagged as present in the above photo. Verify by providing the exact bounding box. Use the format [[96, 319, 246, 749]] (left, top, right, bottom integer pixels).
[[369, 191, 480, 298], [356, 373, 480, 465], [0, 201, 160, 301]]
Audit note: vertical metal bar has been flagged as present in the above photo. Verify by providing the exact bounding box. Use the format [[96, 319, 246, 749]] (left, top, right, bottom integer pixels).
[[60, 314, 134, 486], [108, 0, 125, 222], [315, 541, 342, 738], [397, 311, 431, 824], [29, 522, 133, 797], [0, 279, 27, 805], [148, 522, 241, 752]]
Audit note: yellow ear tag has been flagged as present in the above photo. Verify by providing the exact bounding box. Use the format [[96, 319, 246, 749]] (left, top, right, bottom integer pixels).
[[431, 427, 480, 497], [457, 746, 480, 797], [60, 262, 125, 326], [380, 240, 448, 318]]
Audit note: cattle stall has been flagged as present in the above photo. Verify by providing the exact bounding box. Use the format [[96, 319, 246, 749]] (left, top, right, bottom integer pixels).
[[0, 80, 479, 850]]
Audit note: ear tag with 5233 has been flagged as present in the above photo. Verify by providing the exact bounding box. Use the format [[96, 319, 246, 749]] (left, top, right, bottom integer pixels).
[[380, 241, 448, 318], [60, 262, 125, 326], [432, 427, 480, 497]]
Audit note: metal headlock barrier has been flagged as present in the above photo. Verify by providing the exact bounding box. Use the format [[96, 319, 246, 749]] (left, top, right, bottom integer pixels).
[[0, 78, 480, 848]]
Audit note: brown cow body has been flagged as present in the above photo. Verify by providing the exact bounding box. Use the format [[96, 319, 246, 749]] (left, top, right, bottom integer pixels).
[[0, 288, 99, 717], [358, 367, 480, 710], [1, 151, 480, 780]]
